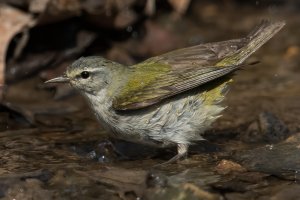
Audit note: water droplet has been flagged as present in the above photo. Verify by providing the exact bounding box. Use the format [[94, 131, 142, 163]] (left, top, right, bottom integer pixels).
[[98, 155, 108, 163], [266, 144, 273, 150], [87, 151, 96, 159]]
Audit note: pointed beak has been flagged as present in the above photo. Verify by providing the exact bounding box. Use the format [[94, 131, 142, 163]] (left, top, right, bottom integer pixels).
[[45, 75, 70, 84]]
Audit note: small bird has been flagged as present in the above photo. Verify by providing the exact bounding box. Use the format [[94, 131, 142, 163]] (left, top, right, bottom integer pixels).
[[46, 20, 284, 163]]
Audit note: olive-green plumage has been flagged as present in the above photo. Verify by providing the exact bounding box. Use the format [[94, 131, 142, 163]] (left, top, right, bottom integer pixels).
[[46, 20, 285, 163]]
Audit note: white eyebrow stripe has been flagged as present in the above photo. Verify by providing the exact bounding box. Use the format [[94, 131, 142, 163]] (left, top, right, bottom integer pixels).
[[86, 68, 105, 73]]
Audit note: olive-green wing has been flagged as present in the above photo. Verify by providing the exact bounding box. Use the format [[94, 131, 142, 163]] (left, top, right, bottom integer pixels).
[[112, 20, 285, 111], [112, 64, 239, 111], [148, 38, 247, 69], [112, 35, 247, 111]]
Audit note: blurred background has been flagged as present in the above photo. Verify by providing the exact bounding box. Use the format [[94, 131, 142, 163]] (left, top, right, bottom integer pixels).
[[0, 0, 300, 199]]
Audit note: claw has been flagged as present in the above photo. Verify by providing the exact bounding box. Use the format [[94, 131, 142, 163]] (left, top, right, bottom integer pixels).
[[153, 143, 189, 167]]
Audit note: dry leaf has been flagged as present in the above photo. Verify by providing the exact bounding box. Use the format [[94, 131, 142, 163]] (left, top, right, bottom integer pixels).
[[0, 5, 35, 99], [83, 0, 138, 28], [144, 0, 156, 16], [168, 0, 191, 15], [29, 0, 50, 13], [29, 0, 81, 24]]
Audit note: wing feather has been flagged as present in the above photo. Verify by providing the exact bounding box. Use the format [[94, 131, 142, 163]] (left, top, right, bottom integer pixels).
[[113, 65, 239, 110], [112, 20, 285, 111]]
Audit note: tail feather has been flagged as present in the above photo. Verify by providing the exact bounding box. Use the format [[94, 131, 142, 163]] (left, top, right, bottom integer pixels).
[[216, 20, 285, 66]]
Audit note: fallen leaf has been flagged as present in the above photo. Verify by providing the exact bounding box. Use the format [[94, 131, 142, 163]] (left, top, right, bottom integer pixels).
[[29, 0, 81, 24], [83, 0, 139, 28], [168, 0, 191, 16], [0, 4, 35, 99], [144, 0, 156, 16], [29, 0, 50, 13]]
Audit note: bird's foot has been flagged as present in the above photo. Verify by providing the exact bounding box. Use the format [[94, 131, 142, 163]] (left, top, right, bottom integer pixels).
[[153, 143, 189, 167]]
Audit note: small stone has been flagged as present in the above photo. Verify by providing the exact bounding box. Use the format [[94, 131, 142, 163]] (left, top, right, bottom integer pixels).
[[215, 159, 247, 175]]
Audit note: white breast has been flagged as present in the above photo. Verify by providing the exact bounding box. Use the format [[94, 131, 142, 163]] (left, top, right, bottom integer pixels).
[[84, 90, 226, 147]]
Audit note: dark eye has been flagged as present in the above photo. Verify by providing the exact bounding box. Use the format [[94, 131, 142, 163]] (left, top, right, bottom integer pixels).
[[81, 71, 90, 79]]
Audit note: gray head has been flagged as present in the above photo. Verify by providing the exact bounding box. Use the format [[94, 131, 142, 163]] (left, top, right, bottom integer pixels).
[[46, 56, 118, 94]]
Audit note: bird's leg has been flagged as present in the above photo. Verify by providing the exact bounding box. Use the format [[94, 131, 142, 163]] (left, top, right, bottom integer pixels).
[[155, 143, 189, 166], [172, 143, 189, 162], [177, 143, 189, 157]]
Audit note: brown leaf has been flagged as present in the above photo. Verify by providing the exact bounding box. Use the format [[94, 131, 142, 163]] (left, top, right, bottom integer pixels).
[[29, 0, 82, 24], [0, 5, 35, 99], [83, 0, 138, 28], [144, 0, 156, 16], [29, 0, 50, 13], [168, 0, 191, 15]]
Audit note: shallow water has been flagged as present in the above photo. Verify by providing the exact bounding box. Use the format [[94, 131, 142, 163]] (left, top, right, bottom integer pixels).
[[1, 1, 300, 199]]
